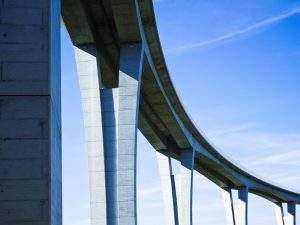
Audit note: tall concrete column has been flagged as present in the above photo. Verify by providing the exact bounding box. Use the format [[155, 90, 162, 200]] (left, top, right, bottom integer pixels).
[[236, 187, 248, 225], [157, 152, 179, 225], [284, 202, 296, 225], [222, 188, 236, 225], [176, 148, 195, 225], [117, 44, 144, 225], [74, 46, 107, 225], [274, 202, 285, 225], [100, 88, 119, 225], [75, 44, 143, 225], [0, 0, 62, 225]]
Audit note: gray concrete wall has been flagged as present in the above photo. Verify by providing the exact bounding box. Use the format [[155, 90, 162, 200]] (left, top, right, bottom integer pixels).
[[0, 0, 62, 224]]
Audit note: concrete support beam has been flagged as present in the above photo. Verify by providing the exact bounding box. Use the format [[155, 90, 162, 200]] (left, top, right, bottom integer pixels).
[[75, 44, 143, 225], [222, 188, 236, 225], [176, 148, 195, 225], [157, 152, 179, 225], [74, 46, 107, 225], [274, 202, 285, 225], [0, 0, 62, 224], [116, 44, 144, 225], [284, 202, 296, 225], [236, 187, 248, 225]]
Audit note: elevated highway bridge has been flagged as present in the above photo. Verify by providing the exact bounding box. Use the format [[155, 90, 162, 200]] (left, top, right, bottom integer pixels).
[[62, 0, 300, 224], [0, 0, 298, 225]]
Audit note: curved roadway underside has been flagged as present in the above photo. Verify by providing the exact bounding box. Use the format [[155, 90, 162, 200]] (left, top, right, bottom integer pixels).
[[62, 0, 300, 206]]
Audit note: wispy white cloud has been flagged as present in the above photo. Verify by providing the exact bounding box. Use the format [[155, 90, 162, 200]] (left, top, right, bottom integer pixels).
[[166, 6, 300, 53], [209, 123, 257, 136], [207, 125, 300, 155], [205, 123, 300, 191], [248, 150, 300, 167], [138, 185, 161, 198], [193, 198, 224, 212]]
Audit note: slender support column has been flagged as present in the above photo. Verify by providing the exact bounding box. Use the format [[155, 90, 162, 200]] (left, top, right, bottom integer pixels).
[[284, 202, 296, 225], [221, 188, 236, 225], [177, 148, 195, 225], [75, 43, 144, 225], [117, 44, 144, 225], [274, 202, 285, 225], [75, 46, 107, 225], [100, 88, 119, 225], [157, 152, 179, 225], [236, 187, 248, 225], [0, 0, 61, 224]]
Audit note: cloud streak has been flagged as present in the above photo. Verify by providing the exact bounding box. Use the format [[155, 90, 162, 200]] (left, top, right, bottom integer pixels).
[[248, 150, 300, 167], [166, 6, 300, 53], [205, 123, 300, 191], [137, 185, 161, 198]]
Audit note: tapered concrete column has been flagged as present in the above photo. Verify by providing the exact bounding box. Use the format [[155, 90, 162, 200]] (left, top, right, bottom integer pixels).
[[236, 187, 248, 225], [75, 44, 143, 225], [0, 0, 61, 225], [75, 44, 144, 225], [222, 188, 236, 225], [117, 44, 144, 225], [274, 202, 285, 225], [176, 148, 195, 225], [157, 152, 179, 225], [284, 202, 296, 225], [74, 46, 107, 225], [100, 88, 119, 225]]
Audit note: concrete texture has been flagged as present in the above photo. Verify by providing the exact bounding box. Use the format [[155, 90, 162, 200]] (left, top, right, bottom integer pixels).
[[116, 44, 144, 225], [62, 0, 300, 224], [237, 187, 248, 225], [0, 0, 61, 225], [178, 148, 195, 225], [286, 202, 296, 225], [157, 152, 178, 225], [1, 0, 299, 224], [75, 44, 143, 225], [75, 46, 107, 225], [222, 188, 236, 225], [221, 187, 248, 225], [274, 202, 285, 225], [62, 0, 300, 205]]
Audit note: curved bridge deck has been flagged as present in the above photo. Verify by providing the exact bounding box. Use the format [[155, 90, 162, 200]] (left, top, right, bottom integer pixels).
[[62, 0, 299, 224], [1, 0, 298, 224]]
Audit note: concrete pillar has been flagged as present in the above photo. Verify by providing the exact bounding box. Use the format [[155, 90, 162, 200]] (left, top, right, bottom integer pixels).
[[274, 202, 285, 225], [100, 88, 119, 225], [117, 44, 144, 225], [157, 152, 179, 225], [236, 187, 248, 225], [75, 44, 144, 225], [221, 188, 236, 225], [284, 202, 296, 225], [0, 0, 62, 224], [176, 148, 195, 225], [74, 46, 107, 225]]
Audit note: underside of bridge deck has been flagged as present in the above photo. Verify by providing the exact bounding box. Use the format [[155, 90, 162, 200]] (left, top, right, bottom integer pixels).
[[61, 1, 300, 224], [0, 0, 298, 225]]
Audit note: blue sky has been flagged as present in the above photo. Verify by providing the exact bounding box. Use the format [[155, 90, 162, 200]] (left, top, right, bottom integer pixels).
[[61, 1, 300, 224]]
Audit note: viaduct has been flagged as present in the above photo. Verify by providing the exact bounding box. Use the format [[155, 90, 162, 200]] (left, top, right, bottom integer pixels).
[[0, 0, 299, 225]]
